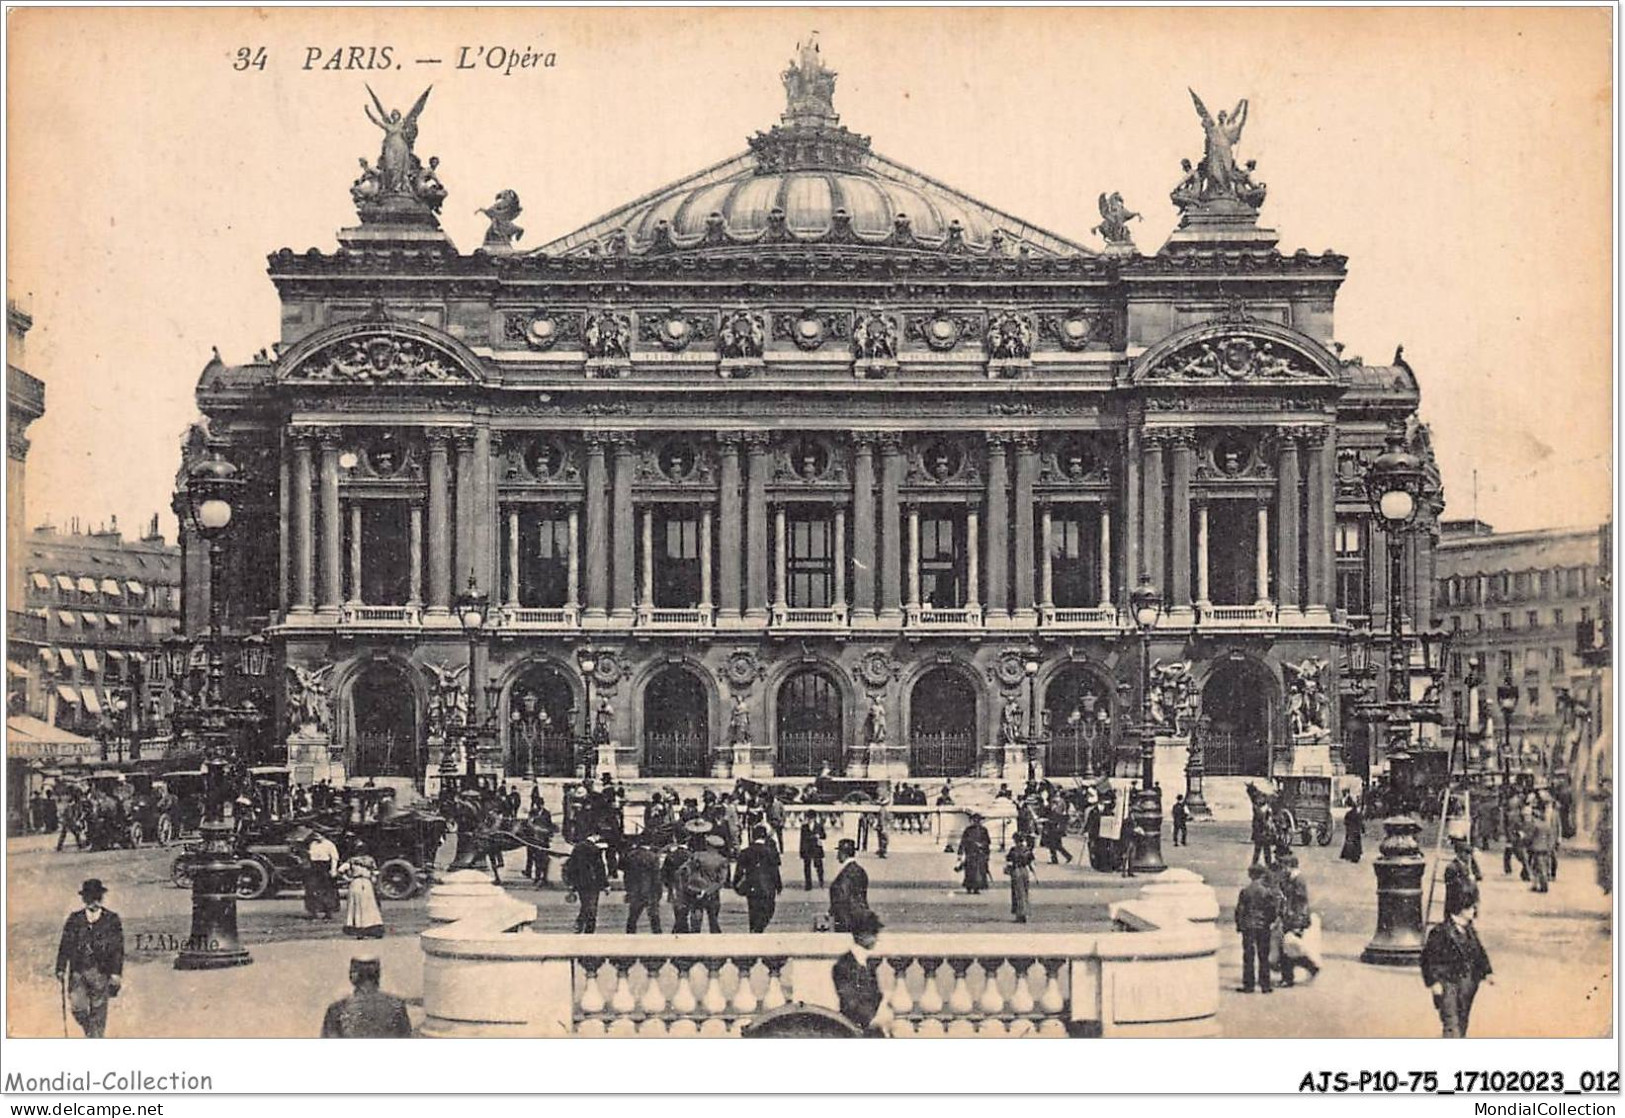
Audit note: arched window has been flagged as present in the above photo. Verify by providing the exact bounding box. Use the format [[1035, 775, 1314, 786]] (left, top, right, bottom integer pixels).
[[909, 668, 976, 778], [643, 667, 710, 778], [506, 663, 576, 777], [1043, 666, 1116, 776], [350, 662, 420, 778], [776, 670, 843, 776]]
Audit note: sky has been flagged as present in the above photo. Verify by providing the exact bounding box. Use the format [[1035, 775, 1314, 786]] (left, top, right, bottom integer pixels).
[[6, 6, 1613, 543]]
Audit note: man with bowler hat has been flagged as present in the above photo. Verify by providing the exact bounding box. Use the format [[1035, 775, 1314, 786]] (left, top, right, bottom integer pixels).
[[55, 879, 123, 1038]]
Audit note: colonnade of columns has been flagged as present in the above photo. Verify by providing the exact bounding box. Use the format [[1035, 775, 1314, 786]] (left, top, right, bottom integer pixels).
[[284, 422, 1337, 628], [1133, 423, 1337, 618]]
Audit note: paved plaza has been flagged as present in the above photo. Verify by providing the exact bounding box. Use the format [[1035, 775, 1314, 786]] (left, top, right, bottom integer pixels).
[[5, 818, 1611, 1039]]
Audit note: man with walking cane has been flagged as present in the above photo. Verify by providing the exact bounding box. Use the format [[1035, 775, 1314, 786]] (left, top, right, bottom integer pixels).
[[55, 879, 124, 1037]]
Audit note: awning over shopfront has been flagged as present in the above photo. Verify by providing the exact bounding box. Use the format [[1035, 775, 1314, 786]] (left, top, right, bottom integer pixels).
[[55, 684, 81, 705], [76, 577, 98, 596], [81, 613, 100, 629], [125, 580, 145, 596], [104, 613, 122, 627], [58, 648, 79, 670], [82, 650, 101, 674], [99, 578, 122, 597], [30, 572, 50, 590], [56, 610, 77, 626], [7, 714, 98, 762], [80, 688, 102, 715], [107, 650, 126, 664], [54, 575, 75, 593]]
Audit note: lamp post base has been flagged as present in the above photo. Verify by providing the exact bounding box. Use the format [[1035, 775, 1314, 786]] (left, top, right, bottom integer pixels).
[[1360, 814, 1427, 966], [1129, 786, 1167, 874], [174, 819, 252, 971]]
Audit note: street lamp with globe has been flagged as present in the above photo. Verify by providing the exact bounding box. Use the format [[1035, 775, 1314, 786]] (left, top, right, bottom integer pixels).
[[1128, 578, 1166, 873], [174, 455, 252, 971], [1496, 676, 1519, 788], [1022, 651, 1041, 783], [575, 647, 598, 779], [1359, 424, 1433, 966]]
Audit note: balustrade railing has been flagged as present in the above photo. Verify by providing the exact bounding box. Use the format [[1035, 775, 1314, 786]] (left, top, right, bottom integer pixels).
[[770, 606, 848, 629], [420, 889, 1221, 1038], [905, 605, 984, 628], [636, 606, 715, 629], [1040, 605, 1120, 628], [499, 606, 579, 629], [1198, 602, 1278, 624], [340, 604, 422, 625]]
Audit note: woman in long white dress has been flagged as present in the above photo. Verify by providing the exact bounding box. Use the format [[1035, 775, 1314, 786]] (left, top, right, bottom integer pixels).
[[339, 842, 385, 939]]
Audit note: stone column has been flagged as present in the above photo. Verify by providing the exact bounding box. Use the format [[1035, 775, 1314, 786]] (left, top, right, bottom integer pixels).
[[984, 434, 1010, 620], [1039, 503, 1054, 612], [289, 431, 314, 614], [506, 509, 521, 607], [774, 505, 788, 614], [906, 503, 921, 611], [1012, 434, 1038, 625], [699, 508, 713, 612], [610, 434, 636, 621], [566, 507, 580, 610], [474, 426, 495, 596], [1168, 427, 1195, 620], [1304, 426, 1334, 622], [744, 433, 771, 622], [877, 434, 904, 624], [408, 502, 424, 608], [717, 434, 743, 622], [833, 507, 847, 612], [1195, 502, 1211, 608], [318, 433, 342, 614], [1124, 425, 1141, 595], [583, 436, 609, 621], [965, 509, 980, 611], [347, 501, 362, 606], [453, 429, 477, 592], [640, 507, 654, 611], [1099, 506, 1113, 608], [850, 435, 876, 622], [1276, 429, 1302, 618], [1141, 431, 1165, 598], [427, 432, 452, 616], [1255, 499, 1271, 606], [277, 446, 290, 616]]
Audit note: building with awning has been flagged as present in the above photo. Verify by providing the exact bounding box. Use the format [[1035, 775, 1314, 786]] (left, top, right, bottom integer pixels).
[[7, 714, 100, 833]]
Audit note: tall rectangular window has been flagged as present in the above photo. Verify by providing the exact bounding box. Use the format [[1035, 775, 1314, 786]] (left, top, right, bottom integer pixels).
[[654, 510, 702, 607], [1051, 509, 1100, 608], [918, 511, 964, 609], [357, 501, 412, 605], [787, 511, 835, 609], [1335, 517, 1369, 616], [1499, 650, 1515, 676], [520, 512, 572, 608], [1553, 647, 1566, 673]]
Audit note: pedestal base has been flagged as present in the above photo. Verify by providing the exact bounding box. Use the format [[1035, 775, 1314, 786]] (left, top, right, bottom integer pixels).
[[1128, 787, 1167, 874], [174, 819, 251, 971], [1361, 814, 1427, 966]]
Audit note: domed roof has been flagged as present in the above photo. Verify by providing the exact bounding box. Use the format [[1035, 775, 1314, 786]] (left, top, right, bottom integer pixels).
[[537, 36, 1088, 260]]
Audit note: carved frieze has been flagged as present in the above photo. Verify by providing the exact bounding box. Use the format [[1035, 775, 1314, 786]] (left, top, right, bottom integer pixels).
[[908, 436, 980, 485], [1142, 334, 1327, 383], [583, 309, 632, 359], [905, 309, 982, 351], [1040, 309, 1113, 350], [852, 309, 899, 360], [718, 309, 766, 359], [724, 649, 767, 691], [984, 311, 1034, 360], [500, 435, 578, 484], [503, 310, 584, 351], [637, 438, 715, 484], [1041, 433, 1112, 484], [771, 309, 851, 352], [1197, 428, 1271, 480], [853, 649, 901, 693], [291, 334, 470, 383], [775, 435, 845, 483], [638, 309, 717, 352]]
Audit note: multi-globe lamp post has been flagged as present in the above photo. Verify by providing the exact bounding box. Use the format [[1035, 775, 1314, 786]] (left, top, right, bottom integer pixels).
[[576, 646, 599, 780], [173, 456, 252, 971], [1023, 649, 1042, 784], [454, 576, 489, 778], [1359, 426, 1433, 967], [1128, 578, 1166, 874]]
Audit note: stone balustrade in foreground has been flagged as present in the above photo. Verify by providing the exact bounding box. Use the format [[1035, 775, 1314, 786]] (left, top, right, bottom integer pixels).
[[420, 870, 1220, 1038]]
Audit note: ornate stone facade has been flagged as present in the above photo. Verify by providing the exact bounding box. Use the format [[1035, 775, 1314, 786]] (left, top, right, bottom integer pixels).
[[183, 45, 1437, 793]]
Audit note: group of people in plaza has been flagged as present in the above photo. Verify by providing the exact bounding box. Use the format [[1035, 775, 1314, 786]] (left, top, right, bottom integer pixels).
[[1232, 854, 1320, 995]]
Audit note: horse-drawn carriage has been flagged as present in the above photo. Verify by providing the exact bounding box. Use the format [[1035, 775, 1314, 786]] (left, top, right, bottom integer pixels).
[[1247, 777, 1335, 847]]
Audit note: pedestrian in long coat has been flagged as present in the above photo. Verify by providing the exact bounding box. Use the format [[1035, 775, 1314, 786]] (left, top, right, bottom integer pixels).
[[304, 832, 342, 919], [1006, 834, 1037, 923], [957, 815, 992, 894], [799, 818, 827, 890], [733, 826, 784, 933], [55, 879, 123, 1038], [828, 839, 870, 932], [1340, 802, 1365, 863], [563, 835, 609, 934]]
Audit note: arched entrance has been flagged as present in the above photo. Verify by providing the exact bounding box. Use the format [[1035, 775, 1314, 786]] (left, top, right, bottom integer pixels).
[[349, 661, 420, 779], [643, 666, 710, 778], [909, 668, 977, 778], [1200, 658, 1275, 776], [777, 670, 843, 776], [1043, 665, 1116, 777], [506, 663, 576, 777]]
